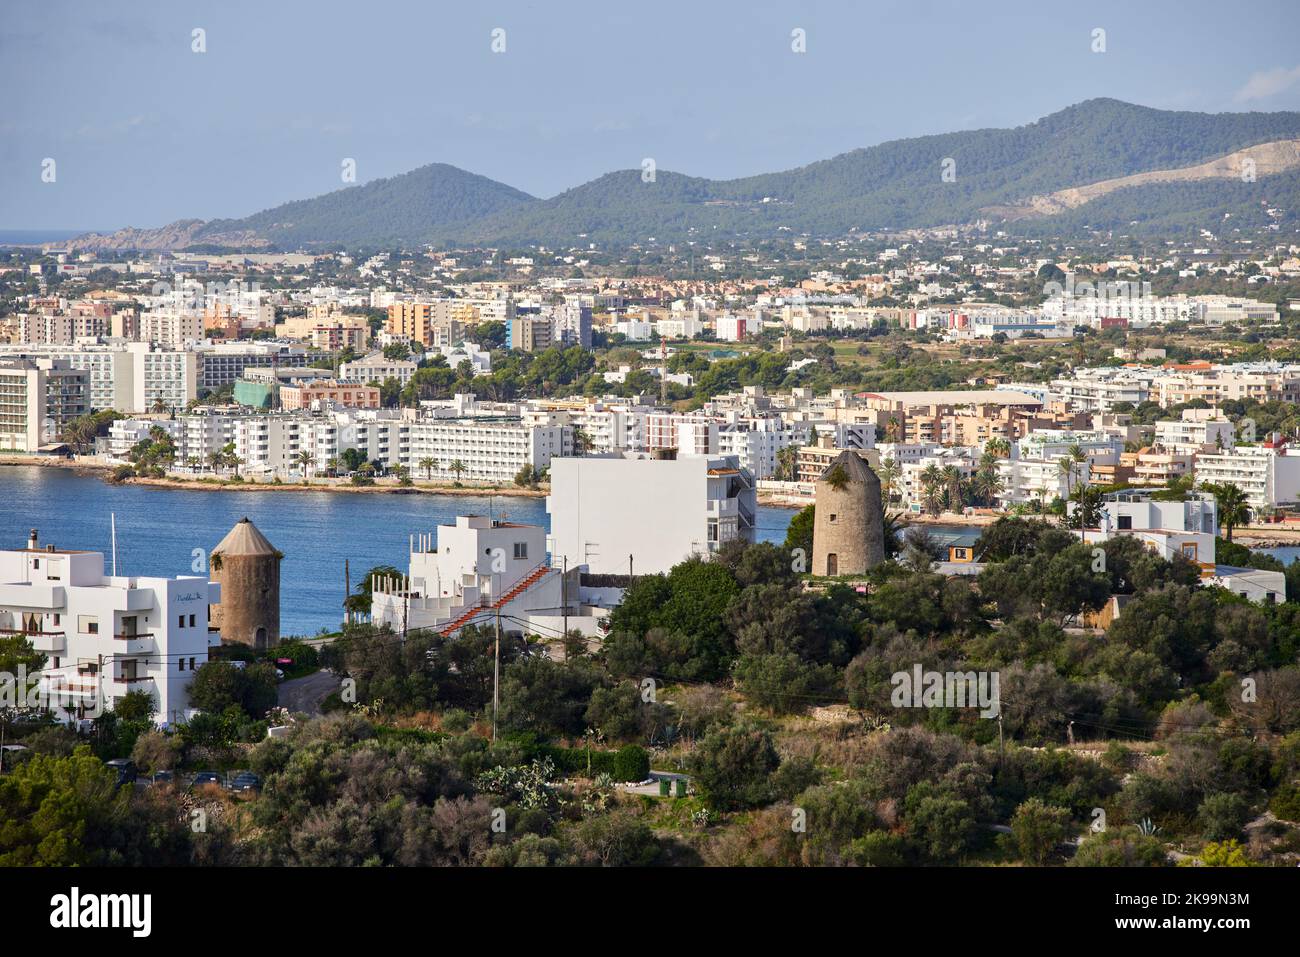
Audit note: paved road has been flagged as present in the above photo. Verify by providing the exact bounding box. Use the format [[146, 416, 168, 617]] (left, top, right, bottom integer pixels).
[[277, 670, 340, 716]]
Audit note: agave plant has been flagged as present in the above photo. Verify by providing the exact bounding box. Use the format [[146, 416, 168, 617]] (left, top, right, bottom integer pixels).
[[1136, 817, 1161, 836]]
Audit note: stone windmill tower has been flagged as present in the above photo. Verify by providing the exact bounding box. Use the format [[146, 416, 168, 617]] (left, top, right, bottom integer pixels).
[[210, 517, 282, 649], [811, 450, 885, 576]]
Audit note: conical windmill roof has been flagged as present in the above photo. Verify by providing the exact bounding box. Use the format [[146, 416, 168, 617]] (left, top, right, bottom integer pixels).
[[212, 517, 279, 557], [819, 449, 880, 485]]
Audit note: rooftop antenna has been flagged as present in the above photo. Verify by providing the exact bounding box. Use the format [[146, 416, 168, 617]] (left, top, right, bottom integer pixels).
[[110, 512, 117, 577]]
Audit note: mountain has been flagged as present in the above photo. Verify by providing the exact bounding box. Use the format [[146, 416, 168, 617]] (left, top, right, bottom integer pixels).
[[68, 99, 1300, 251], [69, 164, 535, 252]]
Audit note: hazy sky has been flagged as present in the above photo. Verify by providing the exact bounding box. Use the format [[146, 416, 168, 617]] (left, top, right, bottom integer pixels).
[[3, 0, 1299, 230]]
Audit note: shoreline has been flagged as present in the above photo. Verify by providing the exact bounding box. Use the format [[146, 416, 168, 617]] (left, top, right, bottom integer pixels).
[[0, 456, 548, 498]]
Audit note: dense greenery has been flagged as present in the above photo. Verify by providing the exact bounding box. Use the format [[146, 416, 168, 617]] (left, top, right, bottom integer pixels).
[[4, 521, 1299, 867]]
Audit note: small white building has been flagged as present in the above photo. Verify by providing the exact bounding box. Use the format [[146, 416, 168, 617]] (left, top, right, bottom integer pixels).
[[0, 530, 221, 725], [547, 453, 757, 575], [1076, 490, 1286, 604], [370, 516, 608, 639]]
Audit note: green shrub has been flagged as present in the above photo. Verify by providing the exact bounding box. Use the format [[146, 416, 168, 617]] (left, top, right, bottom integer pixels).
[[1271, 780, 1300, 823], [613, 744, 650, 782]]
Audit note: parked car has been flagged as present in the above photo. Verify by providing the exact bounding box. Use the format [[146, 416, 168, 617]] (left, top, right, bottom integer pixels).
[[190, 771, 224, 790], [228, 771, 262, 793], [151, 770, 175, 785], [105, 758, 137, 788]]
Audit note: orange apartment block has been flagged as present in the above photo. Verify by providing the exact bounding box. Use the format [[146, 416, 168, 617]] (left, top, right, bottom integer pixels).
[[279, 380, 381, 410]]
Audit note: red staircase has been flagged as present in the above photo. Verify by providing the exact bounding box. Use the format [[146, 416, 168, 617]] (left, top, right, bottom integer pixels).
[[438, 564, 553, 636]]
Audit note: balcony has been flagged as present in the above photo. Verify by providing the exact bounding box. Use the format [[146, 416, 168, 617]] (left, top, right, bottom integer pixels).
[[0, 582, 66, 609], [0, 628, 65, 653], [114, 632, 155, 655]]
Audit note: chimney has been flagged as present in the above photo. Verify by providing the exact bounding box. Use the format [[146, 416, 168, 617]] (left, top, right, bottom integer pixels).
[[27, 529, 38, 550]]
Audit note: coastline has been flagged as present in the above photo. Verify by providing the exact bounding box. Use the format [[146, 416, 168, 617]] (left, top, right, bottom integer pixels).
[[0, 455, 549, 498]]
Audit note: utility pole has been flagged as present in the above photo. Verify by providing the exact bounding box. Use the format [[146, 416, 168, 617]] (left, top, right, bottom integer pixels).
[[561, 556, 568, 661], [97, 653, 104, 738], [343, 559, 350, 627], [492, 609, 501, 743]]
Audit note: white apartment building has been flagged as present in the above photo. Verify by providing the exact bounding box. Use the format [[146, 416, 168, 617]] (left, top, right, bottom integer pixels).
[[718, 418, 809, 480], [1195, 443, 1300, 512], [996, 456, 1079, 507], [0, 359, 88, 452], [139, 311, 205, 348], [1154, 412, 1235, 454], [1155, 367, 1300, 407], [0, 530, 221, 725], [656, 315, 705, 339], [339, 352, 419, 387], [548, 453, 758, 575], [132, 344, 199, 412], [1049, 372, 1151, 412], [0, 343, 198, 413], [1017, 430, 1124, 464], [407, 418, 570, 483]]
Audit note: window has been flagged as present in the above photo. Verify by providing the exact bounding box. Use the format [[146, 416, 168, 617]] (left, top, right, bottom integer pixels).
[[513, 542, 528, 560], [1117, 515, 1132, 530], [77, 615, 98, 635], [189, 614, 196, 627], [52, 614, 60, 626], [179, 659, 186, 671], [1181, 543, 1198, 561], [829, 514, 837, 523], [178, 615, 185, 628], [190, 658, 196, 670]]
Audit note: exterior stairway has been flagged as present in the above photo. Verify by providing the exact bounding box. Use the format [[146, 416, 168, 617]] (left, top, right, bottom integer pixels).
[[438, 563, 553, 636]]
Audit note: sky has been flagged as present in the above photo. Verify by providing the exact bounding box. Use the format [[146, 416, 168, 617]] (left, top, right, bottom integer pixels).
[[3, 0, 1300, 231]]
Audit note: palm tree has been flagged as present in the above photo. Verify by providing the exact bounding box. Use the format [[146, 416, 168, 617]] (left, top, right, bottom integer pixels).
[[1206, 481, 1252, 543], [877, 456, 901, 503], [449, 459, 467, 483], [985, 436, 1011, 458], [940, 464, 964, 512], [418, 456, 436, 480], [1057, 455, 1078, 499], [326, 456, 339, 477], [881, 510, 909, 558], [294, 450, 315, 480], [885, 418, 903, 443], [919, 464, 944, 517], [206, 451, 224, 475], [973, 466, 1004, 506], [572, 428, 594, 457]]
